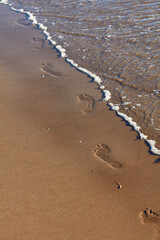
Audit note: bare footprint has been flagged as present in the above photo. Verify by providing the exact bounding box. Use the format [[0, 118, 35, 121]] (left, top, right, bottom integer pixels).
[[40, 63, 62, 77], [78, 93, 95, 113], [140, 208, 160, 225], [31, 37, 44, 49], [93, 144, 122, 169], [140, 208, 160, 239], [16, 18, 32, 26]]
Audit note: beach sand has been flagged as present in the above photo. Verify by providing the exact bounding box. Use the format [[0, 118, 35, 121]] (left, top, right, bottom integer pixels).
[[0, 4, 160, 240]]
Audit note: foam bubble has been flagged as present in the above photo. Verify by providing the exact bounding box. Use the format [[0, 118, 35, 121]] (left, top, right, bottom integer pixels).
[[109, 103, 119, 111], [100, 85, 105, 90], [121, 102, 131, 105], [103, 90, 111, 101], [56, 45, 66, 58], [0, 0, 8, 4]]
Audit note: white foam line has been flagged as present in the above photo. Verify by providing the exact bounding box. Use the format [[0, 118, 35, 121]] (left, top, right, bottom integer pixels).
[[1, 0, 160, 156]]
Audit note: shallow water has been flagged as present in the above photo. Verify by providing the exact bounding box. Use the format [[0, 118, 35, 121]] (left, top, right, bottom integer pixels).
[[8, 0, 160, 148]]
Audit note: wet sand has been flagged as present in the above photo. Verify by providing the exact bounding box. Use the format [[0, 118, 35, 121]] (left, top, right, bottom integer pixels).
[[9, 0, 160, 148], [0, 4, 160, 240]]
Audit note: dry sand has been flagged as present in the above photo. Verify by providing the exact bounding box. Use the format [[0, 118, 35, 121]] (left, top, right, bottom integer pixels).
[[0, 4, 160, 240]]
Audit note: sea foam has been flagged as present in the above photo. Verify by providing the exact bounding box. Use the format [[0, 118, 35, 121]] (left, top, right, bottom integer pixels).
[[0, 0, 160, 156]]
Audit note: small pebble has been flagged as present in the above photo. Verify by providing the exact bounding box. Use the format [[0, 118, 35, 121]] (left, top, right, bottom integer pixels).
[[116, 181, 122, 189], [41, 74, 47, 78]]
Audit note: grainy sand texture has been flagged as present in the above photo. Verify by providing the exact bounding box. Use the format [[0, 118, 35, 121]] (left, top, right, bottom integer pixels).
[[0, 4, 160, 240]]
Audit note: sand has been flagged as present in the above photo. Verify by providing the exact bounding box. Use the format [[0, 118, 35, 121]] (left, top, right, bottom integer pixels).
[[0, 4, 160, 240]]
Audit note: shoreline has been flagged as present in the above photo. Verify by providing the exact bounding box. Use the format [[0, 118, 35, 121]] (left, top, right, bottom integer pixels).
[[0, 4, 160, 240], [1, 0, 160, 155]]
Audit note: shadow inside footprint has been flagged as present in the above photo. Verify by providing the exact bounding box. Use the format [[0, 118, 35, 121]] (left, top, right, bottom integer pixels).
[[16, 18, 32, 26], [78, 93, 95, 113], [31, 37, 44, 49], [40, 63, 62, 77], [93, 144, 122, 169]]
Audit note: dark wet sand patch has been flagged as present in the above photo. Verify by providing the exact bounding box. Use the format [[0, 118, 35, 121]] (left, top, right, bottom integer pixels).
[[78, 93, 95, 113], [93, 144, 122, 169]]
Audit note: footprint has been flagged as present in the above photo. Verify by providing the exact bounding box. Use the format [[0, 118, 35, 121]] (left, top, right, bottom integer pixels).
[[140, 208, 160, 239], [78, 93, 95, 113], [140, 208, 160, 225], [40, 63, 62, 77], [16, 18, 32, 26], [31, 37, 44, 49], [93, 144, 122, 169]]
